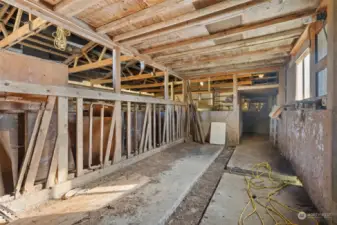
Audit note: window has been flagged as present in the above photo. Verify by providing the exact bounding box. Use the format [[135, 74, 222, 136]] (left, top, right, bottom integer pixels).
[[296, 51, 310, 101], [316, 24, 328, 62], [317, 68, 327, 97]]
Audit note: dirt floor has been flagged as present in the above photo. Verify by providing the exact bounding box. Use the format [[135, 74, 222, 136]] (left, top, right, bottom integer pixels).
[[166, 147, 234, 225]]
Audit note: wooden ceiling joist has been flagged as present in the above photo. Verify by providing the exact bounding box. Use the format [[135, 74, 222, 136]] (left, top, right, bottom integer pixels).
[[0, 17, 48, 48], [140, 8, 316, 55], [169, 45, 292, 69], [2, 0, 180, 79], [54, 0, 98, 17], [69, 55, 133, 74], [154, 27, 303, 62], [186, 67, 281, 80], [64, 41, 97, 65], [140, 80, 252, 93], [182, 63, 283, 77], [97, 0, 188, 34], [175, 56, 287, 72], [90, 71, 166, 85], [116, 0, 266, 44]]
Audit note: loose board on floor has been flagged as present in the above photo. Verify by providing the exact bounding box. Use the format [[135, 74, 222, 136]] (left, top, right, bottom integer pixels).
[[210, 122, 226, 145]]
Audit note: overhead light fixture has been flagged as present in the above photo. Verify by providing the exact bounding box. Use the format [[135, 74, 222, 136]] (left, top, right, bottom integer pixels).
[[258, 74, 264, 78], [200, 82, 204, 86]]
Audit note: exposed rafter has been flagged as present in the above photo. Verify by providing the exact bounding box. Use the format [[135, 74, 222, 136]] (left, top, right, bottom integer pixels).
[[2, 0, 181, 79], [140, 8, 316, 55], [0, 17, 49, 48], [69, 56, 133, 74]]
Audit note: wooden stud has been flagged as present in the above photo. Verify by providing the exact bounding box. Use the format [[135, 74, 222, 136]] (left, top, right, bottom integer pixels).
[[153, 104, 156, 148], [76, 98, 84, 176], [127, 102, 132, 158], [24, 96, 56, 192], [69, 56, 132, 74], [139, 103, 150, 152], [100, 105, 104, 166], [158, 107, 162, 146], [134, 104, 139, 153], [46, 136, 60, 188], [99, 47, 107, 61], [105, 106, 117, 165], [13, 9, 23, 31], [15, 109, 44, 197], [113, 47, 122, 163], [57, 96, 69, 184]]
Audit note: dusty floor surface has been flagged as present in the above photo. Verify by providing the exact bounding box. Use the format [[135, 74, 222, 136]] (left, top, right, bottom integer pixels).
[[10, 142, 222, 225], [166, 147, 234, 225]]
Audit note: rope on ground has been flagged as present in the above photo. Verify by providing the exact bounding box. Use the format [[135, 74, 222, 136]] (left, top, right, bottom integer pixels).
[[238, 162, 319, 225], [52, 26, 71, 51]]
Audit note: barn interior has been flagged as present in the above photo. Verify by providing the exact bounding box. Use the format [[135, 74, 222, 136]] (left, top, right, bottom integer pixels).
[[0, 0, 335, 224]]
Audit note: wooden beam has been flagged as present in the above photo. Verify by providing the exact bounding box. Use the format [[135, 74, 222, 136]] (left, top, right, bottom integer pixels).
[[113, 47, 122, 163], [2, 0, 179, 78], [97, 0, 189, 34], [140, 8, 316, 54], [57, 96, 69, 184], [154, 28, 303, 62], [290, 25, 310, 56], [169, 45, 291, 69], [0, 80, 185, 105], [127, 101, 132, 158], [15, 108, 43, 197], [185, 67, 282, 80], [68, 56, 133, 74], [238, 84, 279, 90], [182, 63, 284, 77], [76, 98, 83, 177], [0, 17, 47, 48], [122, 82, 180, 89], [115, 0, 265, 43], [327, 0, 337, 204], [176, 57, 286, 72], [90, 72, 165, 84], [24, 96, 56, 192], [64, 41, 97, 65], [54, 0, 98, 17]]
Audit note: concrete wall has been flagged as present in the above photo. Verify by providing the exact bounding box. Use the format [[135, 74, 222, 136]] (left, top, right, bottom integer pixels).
[[278, 110, 331, 213], [199, 111, 239, 146], [278, 39, 331, 213]]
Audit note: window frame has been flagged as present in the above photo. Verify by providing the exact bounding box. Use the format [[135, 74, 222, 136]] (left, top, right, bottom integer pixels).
[[295, 49, 311, 101]]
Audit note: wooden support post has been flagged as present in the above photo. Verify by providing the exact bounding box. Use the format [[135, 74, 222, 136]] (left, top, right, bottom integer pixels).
[[328, 0, 337, 216], [100, 105, 104, 166], [57, 96, 69, 183], [164, 71, 170, 143], [139, 104, 150, 152], [15, 109, 43, 197], [24, 96, 56, 192], [105, 107, 117, 165], [158, 107, 162, 146], [172, 105, 176, 141], [233, 74, 240, 144], [46, 136, 60, 188], [76, 98, 83, 176], [153, 104, 157, 148], [127, 101, 132, 158], [134, 104, 138, 153], [113, 47, 122, 163]]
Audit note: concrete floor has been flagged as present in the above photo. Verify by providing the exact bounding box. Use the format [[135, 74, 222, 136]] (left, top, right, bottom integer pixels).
[[9, 142, 223, 225], [227, 135, 296, 176], [201, 135, 323, 225]]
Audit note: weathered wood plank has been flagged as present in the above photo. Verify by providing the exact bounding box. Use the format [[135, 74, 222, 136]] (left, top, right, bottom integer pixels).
[[57, 96, 69, 184], [24, 96, 56, 192]]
